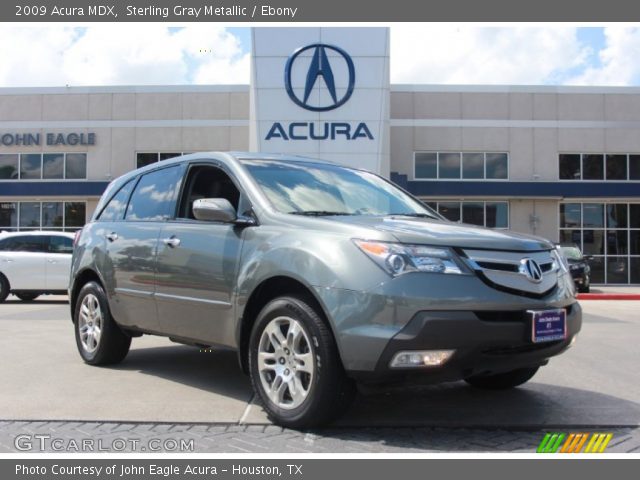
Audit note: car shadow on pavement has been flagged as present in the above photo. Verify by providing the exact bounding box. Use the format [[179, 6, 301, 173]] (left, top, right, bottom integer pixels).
[[4, 299, 69, 305], [110, 345, 251, 402], [332, 381, 640, 429]]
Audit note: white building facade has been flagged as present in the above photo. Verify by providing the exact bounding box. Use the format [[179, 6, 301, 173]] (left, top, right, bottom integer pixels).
[[0, 27, 638, 284]]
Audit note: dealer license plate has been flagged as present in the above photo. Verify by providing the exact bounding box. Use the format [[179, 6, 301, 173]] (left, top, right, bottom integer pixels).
[[529, 309, 567, 343]]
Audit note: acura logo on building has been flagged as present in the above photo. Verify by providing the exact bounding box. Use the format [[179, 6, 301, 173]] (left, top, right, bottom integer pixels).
[[519, 258, 544, 283], [284, 43, 355, 112]]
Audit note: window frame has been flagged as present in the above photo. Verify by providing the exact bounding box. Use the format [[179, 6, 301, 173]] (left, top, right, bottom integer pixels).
[[413, 151, 510, 181], [558, 153, 640, 182], [420, 199, 510, 229]]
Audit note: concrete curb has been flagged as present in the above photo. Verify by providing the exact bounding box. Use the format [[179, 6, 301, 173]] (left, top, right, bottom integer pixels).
[[577, 293, 640, 300]]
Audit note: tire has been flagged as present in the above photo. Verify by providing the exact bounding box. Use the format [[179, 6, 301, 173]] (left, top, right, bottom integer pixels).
[[248, 295, 355, 428], [465, 366, 539, 390], [578, 285, 590, 293], [0, 274, 9, 303], [73, 281, 131, 365], [16, 292, 40, 302]]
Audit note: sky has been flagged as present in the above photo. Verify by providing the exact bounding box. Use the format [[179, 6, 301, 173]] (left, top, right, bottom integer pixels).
[[0, 25, 639, 87]]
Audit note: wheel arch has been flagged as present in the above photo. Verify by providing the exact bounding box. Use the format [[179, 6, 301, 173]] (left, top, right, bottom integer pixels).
[[237, 275, 341, 375], [69, 268, 106, 322]]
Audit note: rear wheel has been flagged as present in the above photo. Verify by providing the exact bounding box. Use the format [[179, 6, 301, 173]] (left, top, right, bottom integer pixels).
[[465, 366, 539, 390], [0, 274, 9, 303], [74, 281, 131, 365], [248, 295, 355, 428], [16, 292, 40, 302]]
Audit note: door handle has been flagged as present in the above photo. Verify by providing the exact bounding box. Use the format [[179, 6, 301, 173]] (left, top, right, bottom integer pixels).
[[47, 259, 57, 264], [163, 237, 181, 248], [106, 232, 118, 242]]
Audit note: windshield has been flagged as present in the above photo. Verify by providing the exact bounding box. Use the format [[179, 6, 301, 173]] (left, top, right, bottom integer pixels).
[[560, 246, 583, 260], [243, 160, 439, 218]]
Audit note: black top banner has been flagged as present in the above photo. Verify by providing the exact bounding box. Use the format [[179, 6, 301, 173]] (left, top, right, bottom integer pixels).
[[4, 0, 640, 21]]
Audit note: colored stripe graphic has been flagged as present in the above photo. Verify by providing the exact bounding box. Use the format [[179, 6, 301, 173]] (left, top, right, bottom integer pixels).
[[537, 433, 566, 453], [584, 433, 613, 453]]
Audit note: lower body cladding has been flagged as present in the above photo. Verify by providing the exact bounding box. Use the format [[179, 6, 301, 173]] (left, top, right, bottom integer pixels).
[[313, 272, 581, 384]]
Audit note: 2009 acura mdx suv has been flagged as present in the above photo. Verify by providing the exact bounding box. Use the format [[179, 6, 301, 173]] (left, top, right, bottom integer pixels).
[[69, 152, 581, 428]]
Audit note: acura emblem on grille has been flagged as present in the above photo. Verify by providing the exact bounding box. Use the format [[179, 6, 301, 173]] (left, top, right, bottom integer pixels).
[[519, 258, 543, 283]]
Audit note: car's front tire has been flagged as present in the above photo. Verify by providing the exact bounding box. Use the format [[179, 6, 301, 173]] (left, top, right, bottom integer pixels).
[[74, 281, 131, 365], [248, 295, 355, 428], [465, 366, 539, 390]]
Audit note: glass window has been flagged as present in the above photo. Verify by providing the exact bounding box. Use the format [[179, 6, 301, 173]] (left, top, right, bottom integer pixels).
[[64, 202, 86, 227], [438, 202, 461, 222], [126, 166, 183, 221], [486, 202, 508, 228], [606, 230, 628, 255], [462, 153, 484, 179], [438, 153, 461, 179], [560, 203, 581, 228], [0, 202, 17, 230], [42, 154, 64, 179], [589, 257, 605, 283], [583, 203, 604, 228], [582, 230, 605, 255], [486, 153, 508, 179], [20, 154, 41, 179], [631, 231, 640, 255], [415, 153, 437, 179], [0, 154, 19, 180], [19, 202, 40, 228], [65, 153, 87, 179], [42, 202, 63, 228], [630, 155, 640, 180], [607, 257, 628, 283], [631, 205, 640, 228], [559, 154, 581, 180], [559, 229, 581, 247], [631, 258, 640, 284], [462, 202, 484, 226], [48, 235, 73, 254], [606, 204, 628, 229], [98, 180, 135, 222], [159, 152, 181, 161], [7, 235, 46, 252], [136, 153, 158, 169], [606, 154, 627, 180], [582, 154, 604, 180]]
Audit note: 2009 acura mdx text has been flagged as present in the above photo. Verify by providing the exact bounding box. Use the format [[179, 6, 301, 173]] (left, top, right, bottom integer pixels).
[[69, 152, 581, 428]]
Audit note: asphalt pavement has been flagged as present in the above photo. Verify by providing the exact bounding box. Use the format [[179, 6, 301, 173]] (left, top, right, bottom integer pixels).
[[0, 294, 638, 452]]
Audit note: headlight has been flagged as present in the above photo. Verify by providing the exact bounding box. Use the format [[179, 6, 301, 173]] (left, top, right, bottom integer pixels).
[[353, 239, 468, 276]]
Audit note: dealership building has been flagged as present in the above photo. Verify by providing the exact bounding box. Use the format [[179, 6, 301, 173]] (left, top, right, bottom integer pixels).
[[0, 27, 638, 284]]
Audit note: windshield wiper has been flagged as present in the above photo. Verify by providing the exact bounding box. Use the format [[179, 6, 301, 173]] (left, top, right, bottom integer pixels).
[[288, 210, 355, 216], [387, 212, 435, 219]]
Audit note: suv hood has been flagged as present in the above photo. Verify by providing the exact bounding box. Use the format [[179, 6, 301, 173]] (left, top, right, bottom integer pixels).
[[328, 215, 553, 252]]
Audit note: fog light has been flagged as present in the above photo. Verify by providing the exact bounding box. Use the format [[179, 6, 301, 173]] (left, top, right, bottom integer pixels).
[[389, 350, 455, 368]]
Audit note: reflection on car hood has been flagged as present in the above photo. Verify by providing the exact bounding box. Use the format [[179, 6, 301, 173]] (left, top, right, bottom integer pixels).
[[328, 215, 554, 252]]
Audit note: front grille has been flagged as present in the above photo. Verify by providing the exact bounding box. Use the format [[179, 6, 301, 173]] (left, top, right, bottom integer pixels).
[[475, 304, 573, 323]]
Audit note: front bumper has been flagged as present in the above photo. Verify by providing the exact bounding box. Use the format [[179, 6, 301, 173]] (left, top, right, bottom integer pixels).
[[352, 303, 581, 384]]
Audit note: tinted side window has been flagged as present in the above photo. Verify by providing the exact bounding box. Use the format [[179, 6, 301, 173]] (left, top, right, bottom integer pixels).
[[48, 235, 73, 254], [126, 166, 183, 221], [2, 235, 46, 252], [98, 180, 135, 222]]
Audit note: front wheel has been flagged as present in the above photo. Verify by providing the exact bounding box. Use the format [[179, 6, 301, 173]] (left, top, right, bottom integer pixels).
[[74, 281, 131, 365], [465, 366, 539, 390], [0, 274, 9, 303], [248, 295, 355, 428]]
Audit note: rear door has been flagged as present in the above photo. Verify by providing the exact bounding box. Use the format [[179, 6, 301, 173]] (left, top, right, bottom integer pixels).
[[105, 164, 185, 331], [45, 235, 73, 290], [0, 235, 46, 290]]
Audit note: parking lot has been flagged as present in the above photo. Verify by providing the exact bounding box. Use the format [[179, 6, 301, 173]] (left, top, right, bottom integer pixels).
[[0, 294, 639, 452]]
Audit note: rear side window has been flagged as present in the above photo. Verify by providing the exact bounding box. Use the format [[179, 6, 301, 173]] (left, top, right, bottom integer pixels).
[[0, 235, 46, 252], [126, 166, 183, 221], [48, 235, 73, 254], [98, 180, 135, 222]]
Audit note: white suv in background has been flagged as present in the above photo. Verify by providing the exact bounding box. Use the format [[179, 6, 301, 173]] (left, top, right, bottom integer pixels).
[[0, 231, 75, 302]]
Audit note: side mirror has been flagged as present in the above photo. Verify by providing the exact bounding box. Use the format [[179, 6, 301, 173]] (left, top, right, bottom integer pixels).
[[192, 198, 237, 223]]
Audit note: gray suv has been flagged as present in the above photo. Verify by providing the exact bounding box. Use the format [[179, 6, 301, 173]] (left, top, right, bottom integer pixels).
[[70, 152, 581, 427]]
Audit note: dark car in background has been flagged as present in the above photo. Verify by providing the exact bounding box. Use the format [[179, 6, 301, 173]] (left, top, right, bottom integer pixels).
[[557, 244, 591, 293]]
